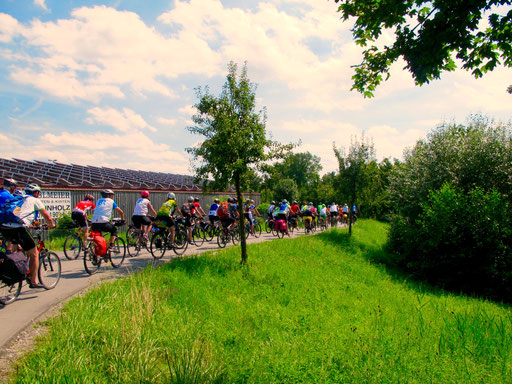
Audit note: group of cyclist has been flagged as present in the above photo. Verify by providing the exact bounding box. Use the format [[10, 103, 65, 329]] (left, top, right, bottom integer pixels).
[[266, 200, 357, 232]]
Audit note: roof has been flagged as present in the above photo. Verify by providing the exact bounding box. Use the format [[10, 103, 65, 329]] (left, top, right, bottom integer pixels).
[[0, 158, 204, 191]]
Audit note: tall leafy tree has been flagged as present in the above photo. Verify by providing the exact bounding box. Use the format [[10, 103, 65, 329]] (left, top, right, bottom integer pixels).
[[274, 152, 322, 189], [187, 62, 292, 264], [336, 0, 512, 97]]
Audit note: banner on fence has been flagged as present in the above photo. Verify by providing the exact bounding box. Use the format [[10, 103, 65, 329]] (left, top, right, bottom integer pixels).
[[40, 191, 72, 219]]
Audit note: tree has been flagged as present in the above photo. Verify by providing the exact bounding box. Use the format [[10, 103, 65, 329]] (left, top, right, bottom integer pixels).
[[336, 0, 512, 97], [274, 152, 322, 189], [187, 62, 292, 264], [334, 134, 376, 234], [273, 178, 299, 203]]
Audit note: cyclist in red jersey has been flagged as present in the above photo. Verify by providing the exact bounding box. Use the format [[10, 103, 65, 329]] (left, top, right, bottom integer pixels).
[[71, 194, 95, 245]]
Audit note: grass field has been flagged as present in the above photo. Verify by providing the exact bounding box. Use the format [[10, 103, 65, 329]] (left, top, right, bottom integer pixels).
[[11, 220, 512, 383]]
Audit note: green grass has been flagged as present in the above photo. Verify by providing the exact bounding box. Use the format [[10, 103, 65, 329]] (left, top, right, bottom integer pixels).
[[11, 220, 512, 383]]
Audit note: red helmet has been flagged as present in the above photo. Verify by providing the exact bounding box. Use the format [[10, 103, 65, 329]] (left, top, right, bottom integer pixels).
[[141, 190, 150, 198], [84, 194, 94, 201]]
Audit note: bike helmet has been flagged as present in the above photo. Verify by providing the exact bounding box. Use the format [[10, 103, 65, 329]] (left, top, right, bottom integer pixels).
[[214, 198, 220, 203], [271, 201, 275, 205], [283, 199, 288, 204], [293, 201, 297, 205], [194, 197, 200, 202], [25, 183, 41, 194], [188, 196, 194, 202], [101, 189, 114, 197], [308, 202, 313, 206], [251, 200, 255, 204], [4, 178, 17, 188], [141, 190, 150, 198], [84, 194, 94, 201], [167, 192, 176, 200], [227, 197, 234, 203]]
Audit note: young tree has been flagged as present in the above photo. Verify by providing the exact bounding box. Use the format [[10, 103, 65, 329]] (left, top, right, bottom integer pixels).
[[187, 62, 292, 264], [336, 0, 512, 97], [334, 135, 376, 235]]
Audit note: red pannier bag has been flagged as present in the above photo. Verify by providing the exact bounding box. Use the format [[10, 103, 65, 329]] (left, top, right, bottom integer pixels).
[[276, 219, 287, 231], [91, 233, 107, 257]]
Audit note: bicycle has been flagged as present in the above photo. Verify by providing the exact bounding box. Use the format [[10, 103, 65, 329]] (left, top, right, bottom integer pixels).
[[245, 217, 262, 239], [149, 218, 188, 259], [0, 224, 62, 305], [63, 219, 91, 260], [83, 219, 126, 275], [126, 223, 151, 257], [217, 224, 240, 248]]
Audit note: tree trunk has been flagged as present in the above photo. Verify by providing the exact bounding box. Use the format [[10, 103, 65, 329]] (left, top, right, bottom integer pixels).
[[235, 175, 248, 264]]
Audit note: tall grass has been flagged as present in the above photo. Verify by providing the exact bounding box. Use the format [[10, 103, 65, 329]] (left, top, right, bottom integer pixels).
[[11, 220, 512, 383]]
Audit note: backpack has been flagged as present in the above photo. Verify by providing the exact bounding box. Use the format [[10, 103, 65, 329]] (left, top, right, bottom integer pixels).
[[0, 195, 28, 225], [0, 251, 28, 285], [217, 202, 229, 219]]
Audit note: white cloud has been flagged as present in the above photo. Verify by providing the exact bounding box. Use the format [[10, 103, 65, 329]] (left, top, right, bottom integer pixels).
[[86, 107, 157, 133], [34, 0, 49, 11], [156, 117, 178, 126], [0, 13, 21, 43], [367, 124, 425, 160]]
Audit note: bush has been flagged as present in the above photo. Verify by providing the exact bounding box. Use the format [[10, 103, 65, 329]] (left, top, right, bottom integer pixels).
[[388, 116, 512, 301]]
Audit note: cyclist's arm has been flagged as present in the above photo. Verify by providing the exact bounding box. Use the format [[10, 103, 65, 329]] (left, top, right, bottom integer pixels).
[[114, 207, 125, 221], [148, 202, 157, 217], [40, 209, 55, 228]]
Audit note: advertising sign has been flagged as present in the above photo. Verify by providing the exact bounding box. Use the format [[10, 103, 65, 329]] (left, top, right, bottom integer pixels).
[[40, 190, 72, 219]]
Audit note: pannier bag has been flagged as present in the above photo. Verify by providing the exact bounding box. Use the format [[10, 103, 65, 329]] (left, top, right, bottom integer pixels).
[[93, 235, 107, 257], [0, 251, 28, 285], [276, 219, 287, 231]]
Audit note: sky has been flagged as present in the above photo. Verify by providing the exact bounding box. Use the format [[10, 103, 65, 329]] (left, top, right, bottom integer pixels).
[[0, 0, 510, 176]]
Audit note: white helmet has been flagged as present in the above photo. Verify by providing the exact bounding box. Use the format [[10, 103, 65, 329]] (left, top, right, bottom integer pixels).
[[167, 192, 176, 200], [25, 183, 41, 194]]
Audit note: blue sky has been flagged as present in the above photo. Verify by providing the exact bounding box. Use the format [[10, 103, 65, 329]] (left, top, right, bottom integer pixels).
[[0, 0, 510, 175]]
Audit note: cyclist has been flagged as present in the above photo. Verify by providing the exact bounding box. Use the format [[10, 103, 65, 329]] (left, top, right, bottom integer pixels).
[[155, 192, 183, 248], [91, 189, 125, 249], [289, 200, 301, 230], [244, 199, 260, 236], [318, 202, 327, 227], [267, 201, 276, 218], [0, 184, 55, 288], [342, 203, 349, 223], [132, 190, 157, 240], [0, 178, 17, 205], [180, 196, 195, 244], [208, 198, 220, 225], [193, 197, 207, 218], [71, 194, 95, 245], [302, 202, 314, 231], [330, 202, 339, 225], [276, 199, 290, 236]]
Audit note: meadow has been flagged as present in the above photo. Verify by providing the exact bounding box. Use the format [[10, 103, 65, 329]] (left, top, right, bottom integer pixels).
[[11, 220, 512, 383]]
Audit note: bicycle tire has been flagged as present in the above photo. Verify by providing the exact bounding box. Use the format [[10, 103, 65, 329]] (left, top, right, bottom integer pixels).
[[126, 227, 140, 257], [63, 233, 82, 260], [0, 279, 22, 305], [38, 251, 61, 290], [253, 222, 262, 238], [173, 228, 188, 256], [150, 232, 167, 259], [217, 231, 228, 248], [109, 237, 126, 268], [192, 226, 205, 247], [84, 243, 101, 275], [231, 229, 240, 245]]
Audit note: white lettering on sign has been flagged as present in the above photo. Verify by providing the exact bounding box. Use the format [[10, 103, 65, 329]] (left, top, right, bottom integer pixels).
[[40, 191, 72, 219]]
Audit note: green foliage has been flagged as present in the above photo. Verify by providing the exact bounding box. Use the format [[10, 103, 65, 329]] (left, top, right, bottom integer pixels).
[[273, 178, 299, 203], [336, 0, 512, 96], [14, 221, 512, 383], [388, 116, 512, 300], [187, 61, 293, 263]]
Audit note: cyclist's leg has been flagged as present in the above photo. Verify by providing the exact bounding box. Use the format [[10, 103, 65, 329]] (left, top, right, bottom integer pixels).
[[14, 227, 39, 285]]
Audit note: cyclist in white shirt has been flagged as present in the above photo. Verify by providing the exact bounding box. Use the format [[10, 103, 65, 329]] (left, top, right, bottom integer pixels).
[[0, 184, 55, 288], [91, 189, 125, 248], [132, 190, 157, 240]]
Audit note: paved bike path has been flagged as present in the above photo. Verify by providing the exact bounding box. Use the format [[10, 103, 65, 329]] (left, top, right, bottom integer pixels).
[[0, 230, 302, 351]]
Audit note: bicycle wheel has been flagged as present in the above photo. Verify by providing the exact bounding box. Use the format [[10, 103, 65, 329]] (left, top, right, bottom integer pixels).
[[203, 223, 214, 242], [0, 279, 22, 305], [231, 229, 240, 245], [84, 244, 102, 275], [38, 251, 61, 289], [150, 232, 167, 259], [264, 221, 272, 233], [126, 227, 140, 257], [277, 229, 285, 238], [192, 226, 205, 247], [253, 222, 262, 238], [173, 228, 188, 256], [63, 234, 82, 260], [109, 237, 126, 268], [217, 230, 228, 248]]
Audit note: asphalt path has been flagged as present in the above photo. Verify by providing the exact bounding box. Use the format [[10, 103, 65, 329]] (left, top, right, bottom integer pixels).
[[0, 228, 306, 351]]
